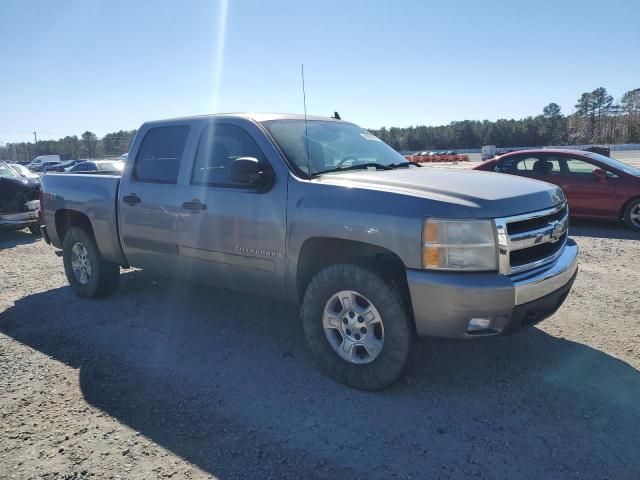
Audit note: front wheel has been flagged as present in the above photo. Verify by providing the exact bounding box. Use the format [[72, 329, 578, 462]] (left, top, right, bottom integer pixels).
[[301, 263, 412, 390], [62, 226, 120, 298], [623, 198, 640, 232]]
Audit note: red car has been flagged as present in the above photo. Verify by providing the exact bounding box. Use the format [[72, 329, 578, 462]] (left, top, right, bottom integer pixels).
[[474, 149, 640, 231]]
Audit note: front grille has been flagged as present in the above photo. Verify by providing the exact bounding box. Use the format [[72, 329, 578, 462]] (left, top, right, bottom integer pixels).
[[495, 203, 569, 274], [507, 204, 568, 235], [510, 232, 567, 268]]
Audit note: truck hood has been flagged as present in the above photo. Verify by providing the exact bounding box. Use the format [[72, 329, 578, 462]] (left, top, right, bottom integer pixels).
[[315, 168, 565, 218]]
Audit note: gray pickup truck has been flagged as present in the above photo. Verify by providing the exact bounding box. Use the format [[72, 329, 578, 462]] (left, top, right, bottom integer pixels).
[[41, 113, 578, 390]]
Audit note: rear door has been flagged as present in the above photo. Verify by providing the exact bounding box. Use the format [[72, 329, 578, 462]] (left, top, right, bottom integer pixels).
[[178, 119, 287, 297], [118, 124, 193, 271]]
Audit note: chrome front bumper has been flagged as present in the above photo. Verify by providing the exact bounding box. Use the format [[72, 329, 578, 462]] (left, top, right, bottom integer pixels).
[[406, 239, 579, 338]]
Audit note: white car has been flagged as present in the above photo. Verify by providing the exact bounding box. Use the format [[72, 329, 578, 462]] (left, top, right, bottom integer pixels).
[[27, 155, 61, 171], [10, 163, 40, 179]]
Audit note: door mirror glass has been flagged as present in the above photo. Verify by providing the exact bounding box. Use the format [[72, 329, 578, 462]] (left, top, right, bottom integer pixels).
[[229, 157, 273, 187]]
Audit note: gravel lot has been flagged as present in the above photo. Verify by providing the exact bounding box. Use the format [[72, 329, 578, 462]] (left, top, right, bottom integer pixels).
[[2, 169, 640, 479]]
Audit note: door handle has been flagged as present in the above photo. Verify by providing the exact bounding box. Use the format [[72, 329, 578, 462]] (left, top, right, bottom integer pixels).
[[182, 199, 207, 212], [123, 194, 141, 205]]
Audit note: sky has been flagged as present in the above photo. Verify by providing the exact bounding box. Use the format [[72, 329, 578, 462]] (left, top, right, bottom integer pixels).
[[1, 0, 639, 143]]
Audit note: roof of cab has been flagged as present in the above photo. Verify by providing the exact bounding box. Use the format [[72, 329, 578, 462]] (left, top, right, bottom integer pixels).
[[143, 112, 346, 126]]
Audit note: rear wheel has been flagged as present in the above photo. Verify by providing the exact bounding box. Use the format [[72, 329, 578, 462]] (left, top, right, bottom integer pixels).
[[623, 198, 640, 232], [62, 226, 120, 298], [301, 263, 412, 390]]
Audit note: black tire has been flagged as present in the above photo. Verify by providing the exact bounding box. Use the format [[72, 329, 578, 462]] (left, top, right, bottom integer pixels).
[[62, 226, 120, 298], [301, 263, 412, 391], [623, 197, 640, 232]]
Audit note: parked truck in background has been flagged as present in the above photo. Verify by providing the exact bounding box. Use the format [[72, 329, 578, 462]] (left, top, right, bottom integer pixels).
[[40, 113, 578, 390], [481, 145, 496, 160]]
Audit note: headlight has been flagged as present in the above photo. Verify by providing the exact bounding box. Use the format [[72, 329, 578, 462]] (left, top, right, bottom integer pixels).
[[422, 219, 497, 271]]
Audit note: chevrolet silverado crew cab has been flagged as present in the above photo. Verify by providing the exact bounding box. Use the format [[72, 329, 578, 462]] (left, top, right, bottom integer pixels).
[[40, 113, 578, 390]]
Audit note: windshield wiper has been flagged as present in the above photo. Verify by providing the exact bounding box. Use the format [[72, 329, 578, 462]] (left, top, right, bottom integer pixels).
[[312, 162, 394, 177], [388, 161, 421, 168]]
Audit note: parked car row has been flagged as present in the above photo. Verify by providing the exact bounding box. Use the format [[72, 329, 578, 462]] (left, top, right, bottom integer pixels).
[[12, 157, 126, 175]]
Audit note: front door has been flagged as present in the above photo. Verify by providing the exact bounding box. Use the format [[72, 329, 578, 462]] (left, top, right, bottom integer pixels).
[[178, 120, 287, 298], [551, 155, 615, 216]]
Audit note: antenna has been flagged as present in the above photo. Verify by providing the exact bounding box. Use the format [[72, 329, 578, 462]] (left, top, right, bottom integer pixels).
[[301, 63, 311, 177]]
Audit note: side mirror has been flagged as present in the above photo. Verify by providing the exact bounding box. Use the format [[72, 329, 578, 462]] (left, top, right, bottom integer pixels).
[[592, 168, 608, 182], [229, 157, 273, 188]]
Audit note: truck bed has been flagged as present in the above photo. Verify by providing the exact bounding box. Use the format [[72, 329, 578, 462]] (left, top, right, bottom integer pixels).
[[40, 173, 127, 265]]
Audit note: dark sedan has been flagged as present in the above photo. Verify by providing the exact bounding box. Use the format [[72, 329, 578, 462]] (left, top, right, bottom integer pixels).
[[474, 149, 640, 231], [66, 160, 124, 174], [0, 161, 40, 233]]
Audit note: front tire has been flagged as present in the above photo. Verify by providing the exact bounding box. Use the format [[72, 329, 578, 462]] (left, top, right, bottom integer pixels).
[[623, 198, 640, 232], [62, 226, 120, 298], [301, 263, 412, 390]]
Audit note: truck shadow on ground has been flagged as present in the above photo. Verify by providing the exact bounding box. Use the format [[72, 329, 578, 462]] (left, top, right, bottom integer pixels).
[[570, 219, 640, 240], [1, 270, 639, 479]]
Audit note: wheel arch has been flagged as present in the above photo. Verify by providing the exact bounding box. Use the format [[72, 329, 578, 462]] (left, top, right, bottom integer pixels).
[[295, 237, 412, 315], [55, 209, 94, 243], [619, 195, 640, 219]]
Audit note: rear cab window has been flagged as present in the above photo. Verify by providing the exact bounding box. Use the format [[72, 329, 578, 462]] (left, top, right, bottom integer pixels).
[[134, 126, 190, 184]]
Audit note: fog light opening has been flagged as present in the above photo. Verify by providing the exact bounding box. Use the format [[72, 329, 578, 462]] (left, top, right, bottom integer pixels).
[[466, 317, 498, 335]]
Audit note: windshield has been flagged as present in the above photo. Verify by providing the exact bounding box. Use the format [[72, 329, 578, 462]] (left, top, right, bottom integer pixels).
[[0, 161, 20, 178], [10, 164, 29, 176], [262, 120, 407, 176], [584, 152, 640, 176]]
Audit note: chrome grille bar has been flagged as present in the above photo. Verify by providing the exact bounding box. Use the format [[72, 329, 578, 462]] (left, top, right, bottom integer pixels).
[[494, 202, 568, 275]]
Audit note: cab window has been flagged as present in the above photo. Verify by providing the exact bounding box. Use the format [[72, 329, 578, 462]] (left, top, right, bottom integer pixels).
[[134, 126, 190, 184], [191, 123, 266, 187]]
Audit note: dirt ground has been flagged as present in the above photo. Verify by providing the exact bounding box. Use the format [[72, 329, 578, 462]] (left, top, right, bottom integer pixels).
[[1, 180, 640, 479]]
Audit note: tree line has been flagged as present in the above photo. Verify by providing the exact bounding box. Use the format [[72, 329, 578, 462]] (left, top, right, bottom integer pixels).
[[1, 130, 137, 163], [1, 86, 639, 162], [370, 87, 640, 151]]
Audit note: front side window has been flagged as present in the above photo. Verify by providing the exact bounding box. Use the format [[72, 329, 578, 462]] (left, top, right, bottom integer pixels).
[[564, 158, 616, 177], [191, 123, 266, 187], [565, 158, 598, 174], [134, 126, 190, 184], [262, 120, 407, 176]]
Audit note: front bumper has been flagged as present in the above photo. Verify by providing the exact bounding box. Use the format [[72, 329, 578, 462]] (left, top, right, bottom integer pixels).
[[406, 239, 579, 338]]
